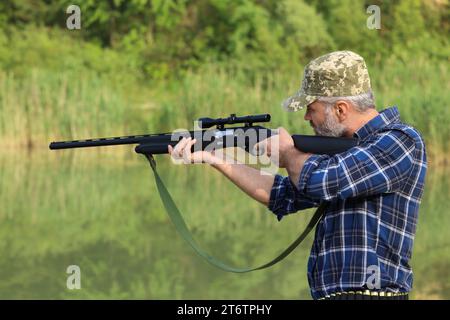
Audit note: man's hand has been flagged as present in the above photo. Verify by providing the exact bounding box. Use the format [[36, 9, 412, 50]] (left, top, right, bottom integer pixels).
[[255, 127, 312, 188], [168, 137, 214, 164], [255, 127, 303, 168]]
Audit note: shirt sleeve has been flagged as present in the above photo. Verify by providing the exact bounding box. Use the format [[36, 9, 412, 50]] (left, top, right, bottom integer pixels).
[[268, 174, 319, 221], [297, 130, 417, 202]]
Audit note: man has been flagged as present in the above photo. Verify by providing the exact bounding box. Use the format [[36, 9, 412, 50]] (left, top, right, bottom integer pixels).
[[169, 51, 427, 300]]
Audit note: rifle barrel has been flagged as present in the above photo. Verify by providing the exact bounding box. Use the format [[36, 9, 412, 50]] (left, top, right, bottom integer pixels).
[[49, 133, 171, 150]]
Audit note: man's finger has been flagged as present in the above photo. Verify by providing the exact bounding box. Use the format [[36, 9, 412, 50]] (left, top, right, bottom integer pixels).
[[182, 138, 193, 163], [172, 137, 188, 160], [173, 137, 189, 157], [171, 137, 184, 155], [253, 141, 266, 156], [186, 138, 197, 163]]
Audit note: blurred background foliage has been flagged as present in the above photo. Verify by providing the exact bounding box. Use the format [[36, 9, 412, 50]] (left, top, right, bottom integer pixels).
[[0, 0, 449, 300], [0, 0, 448, 160], [0, 0, 448, 78]]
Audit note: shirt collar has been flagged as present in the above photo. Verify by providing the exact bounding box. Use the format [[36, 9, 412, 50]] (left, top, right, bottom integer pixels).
[[353, 106, 400, 140]]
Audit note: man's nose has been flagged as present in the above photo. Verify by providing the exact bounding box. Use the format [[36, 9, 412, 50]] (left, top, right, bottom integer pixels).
[[304, 112, 311, 121]]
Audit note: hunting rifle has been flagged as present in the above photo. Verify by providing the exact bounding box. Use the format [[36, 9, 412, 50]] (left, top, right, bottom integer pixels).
[[49, 113, 358, 273]]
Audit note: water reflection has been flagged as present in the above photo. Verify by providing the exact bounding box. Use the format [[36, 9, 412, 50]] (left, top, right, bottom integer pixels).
[[0, 150, 448, 299]]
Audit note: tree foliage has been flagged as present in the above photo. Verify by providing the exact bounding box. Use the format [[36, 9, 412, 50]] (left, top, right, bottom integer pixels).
[[0, 0, 448, 79]]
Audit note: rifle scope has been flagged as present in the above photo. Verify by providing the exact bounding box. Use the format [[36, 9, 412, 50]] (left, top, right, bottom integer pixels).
[[198, 114, 270, 129]]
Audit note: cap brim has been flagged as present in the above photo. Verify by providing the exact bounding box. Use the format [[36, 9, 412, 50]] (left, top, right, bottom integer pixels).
[[282, 93, 317, 112]]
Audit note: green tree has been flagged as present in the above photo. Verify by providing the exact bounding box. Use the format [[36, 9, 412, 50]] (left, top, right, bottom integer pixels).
[[275, 0, 335, 62]]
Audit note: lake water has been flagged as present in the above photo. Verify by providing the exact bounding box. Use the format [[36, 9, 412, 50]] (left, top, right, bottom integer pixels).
[[0, 149, 448, 299]]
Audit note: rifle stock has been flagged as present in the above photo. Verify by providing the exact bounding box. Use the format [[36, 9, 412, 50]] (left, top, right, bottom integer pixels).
[[292, 135, 358, 155]]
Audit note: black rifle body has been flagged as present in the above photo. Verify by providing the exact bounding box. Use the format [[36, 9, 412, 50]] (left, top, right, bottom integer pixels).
[[49, 127, 358, 156]]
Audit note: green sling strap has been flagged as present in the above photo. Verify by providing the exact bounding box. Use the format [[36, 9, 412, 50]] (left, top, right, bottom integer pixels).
[[145, 154, 326, 273]]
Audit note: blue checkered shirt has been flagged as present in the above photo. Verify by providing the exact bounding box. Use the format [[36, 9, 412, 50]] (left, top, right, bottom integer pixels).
[[268, 106, 427, 299]]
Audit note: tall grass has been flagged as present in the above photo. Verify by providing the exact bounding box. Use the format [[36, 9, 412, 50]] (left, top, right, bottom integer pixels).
[[0, 70, 130, 148], [151, 59, 450, 164], [371, 56, 450, 163], [0, 57, 448, 164]]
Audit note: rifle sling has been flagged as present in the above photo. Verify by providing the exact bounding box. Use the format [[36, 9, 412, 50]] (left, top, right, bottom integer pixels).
[[145, 154, 326, 273]]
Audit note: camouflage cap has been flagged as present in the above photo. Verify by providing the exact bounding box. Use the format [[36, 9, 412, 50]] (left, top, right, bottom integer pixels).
[[282, 51, 372, 111]]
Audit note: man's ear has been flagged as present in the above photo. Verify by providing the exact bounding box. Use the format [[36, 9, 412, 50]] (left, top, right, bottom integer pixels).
[[334, 100, 350, 121]]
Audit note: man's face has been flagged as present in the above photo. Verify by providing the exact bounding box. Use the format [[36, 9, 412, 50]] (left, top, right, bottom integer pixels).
[[304, 100, 346, 137]]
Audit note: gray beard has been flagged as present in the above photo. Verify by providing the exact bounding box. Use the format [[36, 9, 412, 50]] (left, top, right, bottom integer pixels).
[[313, 109, 347, 137]]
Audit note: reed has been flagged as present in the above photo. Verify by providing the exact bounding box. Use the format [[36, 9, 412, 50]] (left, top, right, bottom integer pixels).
[[0, 58, 448, 165]]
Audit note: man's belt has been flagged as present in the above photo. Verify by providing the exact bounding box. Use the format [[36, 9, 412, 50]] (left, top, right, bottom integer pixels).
[[318, 290, 409, 300]]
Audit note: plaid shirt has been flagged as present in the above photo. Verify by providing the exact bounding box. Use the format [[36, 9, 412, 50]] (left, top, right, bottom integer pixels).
[[268, 106, 427, 299]]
